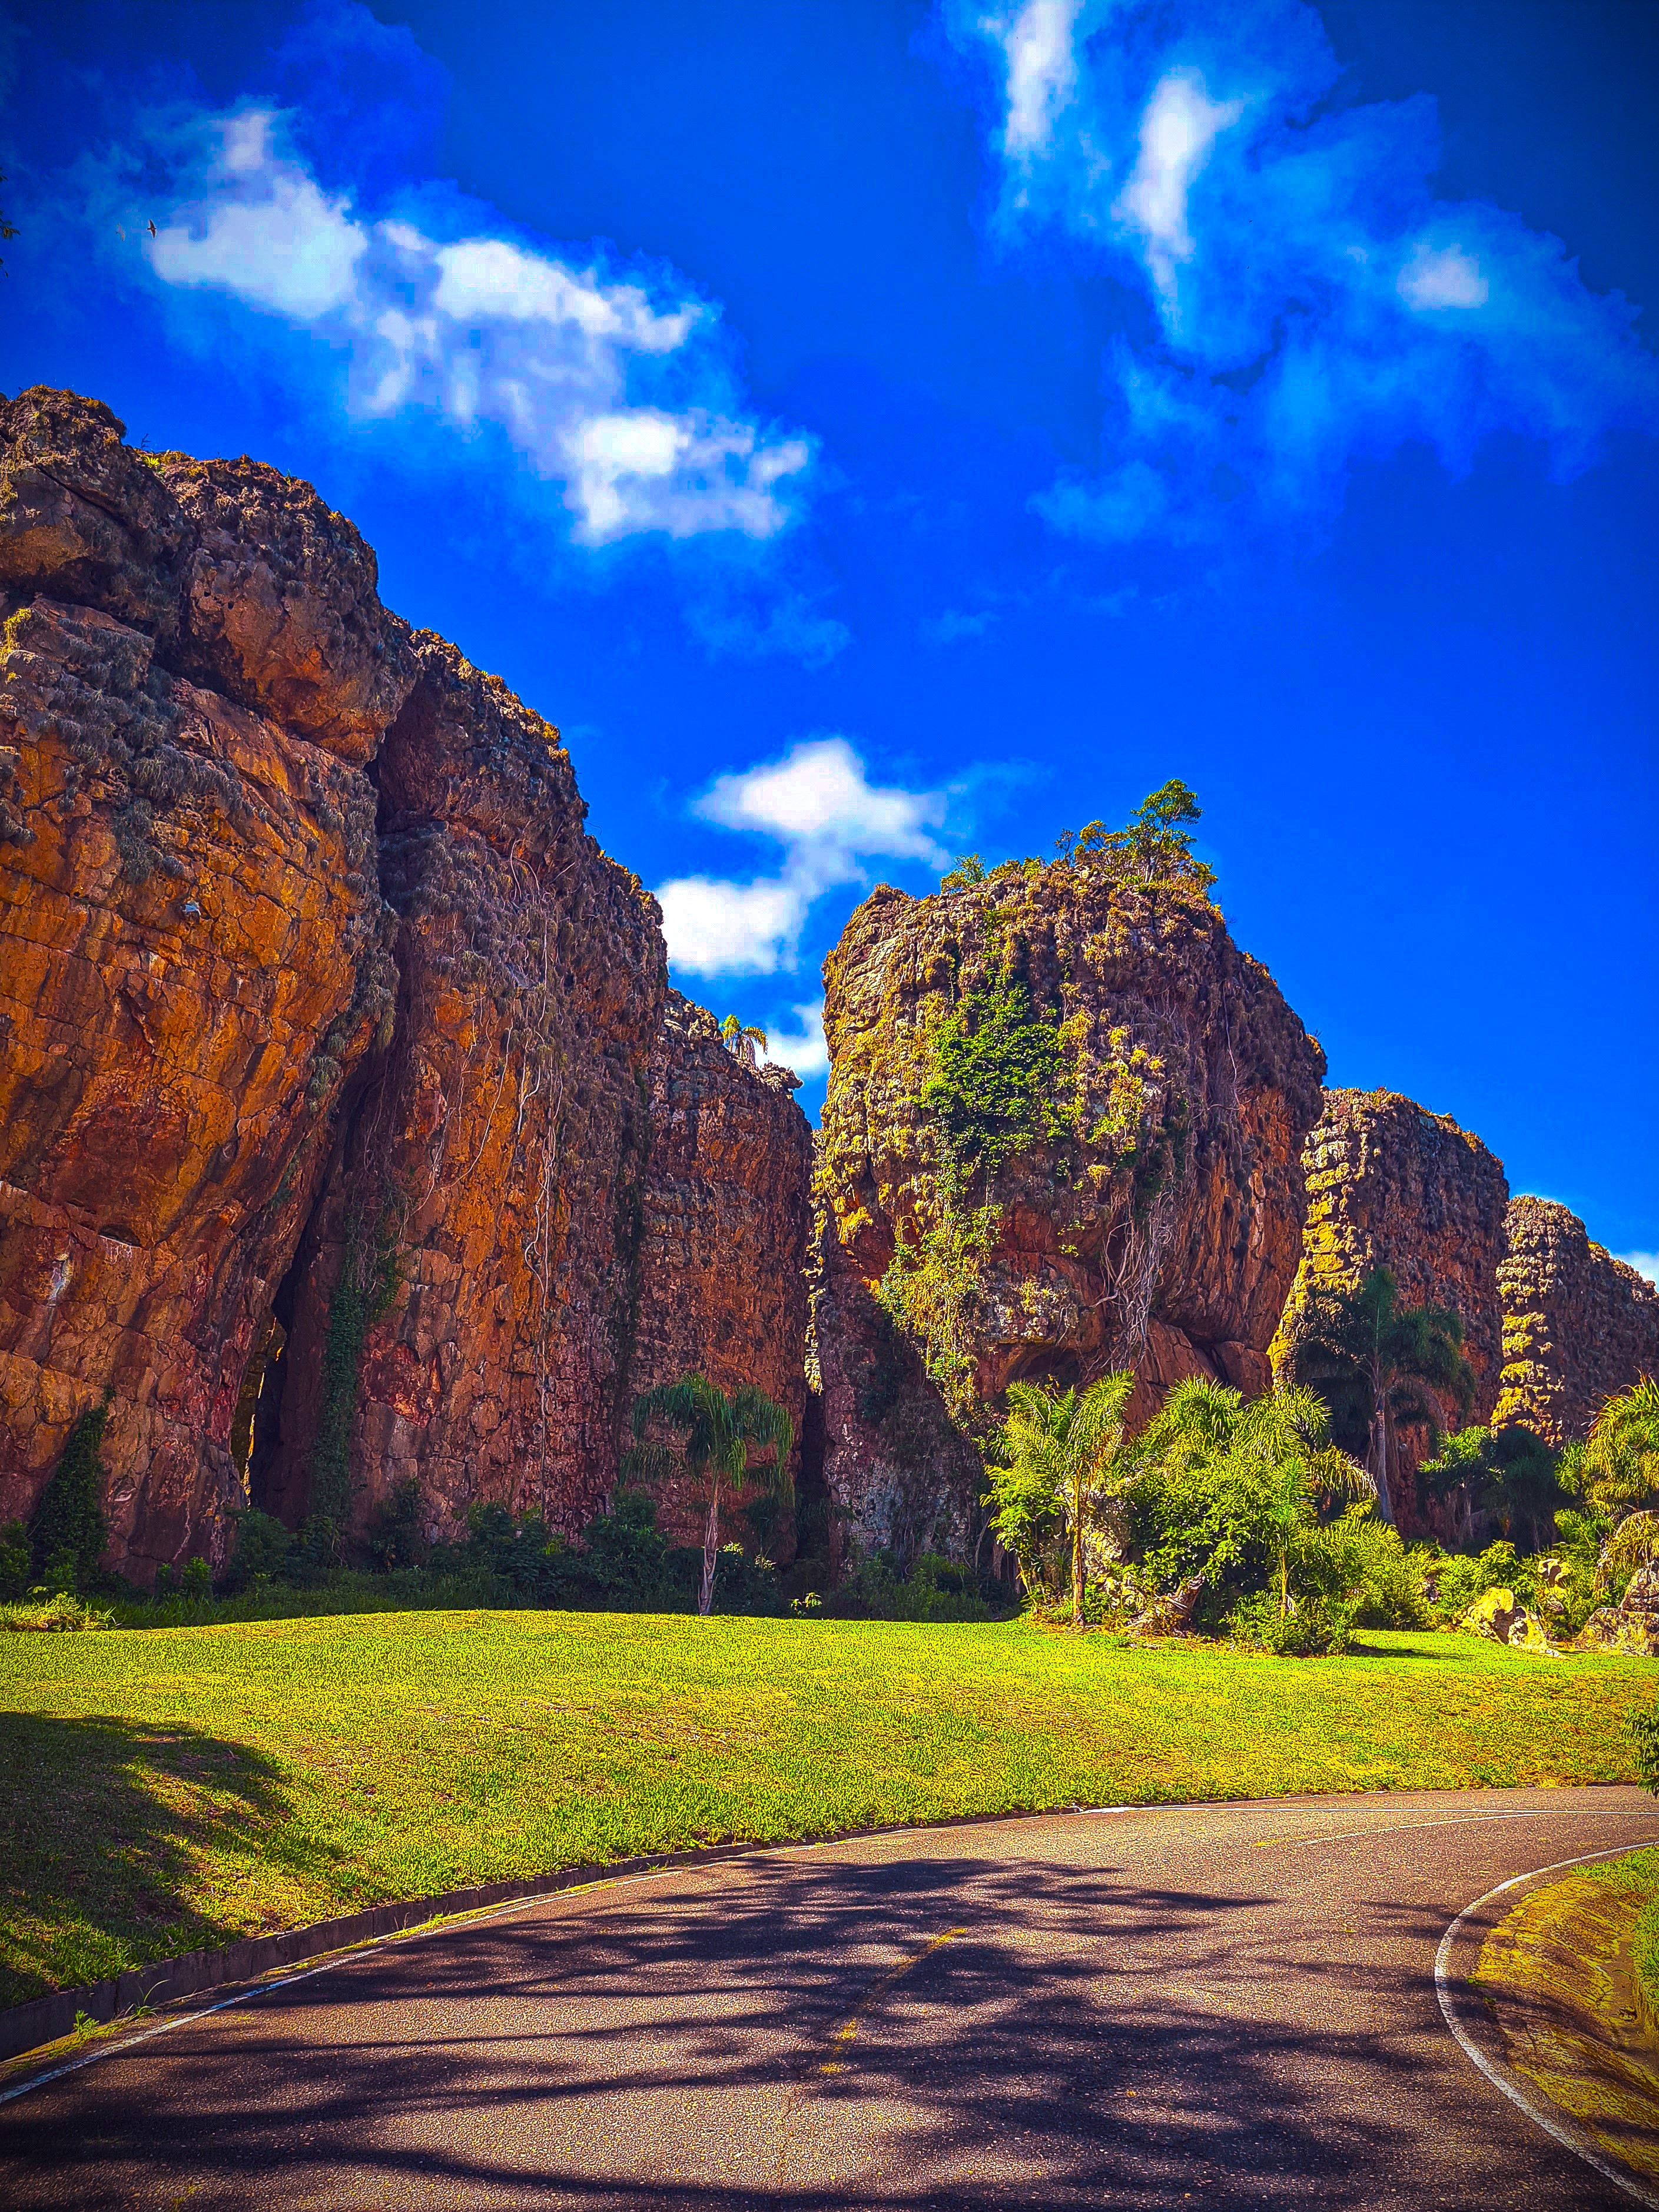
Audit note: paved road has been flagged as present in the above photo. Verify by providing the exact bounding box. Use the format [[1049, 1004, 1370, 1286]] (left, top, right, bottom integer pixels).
[[4, 1786, 1658, 2208]]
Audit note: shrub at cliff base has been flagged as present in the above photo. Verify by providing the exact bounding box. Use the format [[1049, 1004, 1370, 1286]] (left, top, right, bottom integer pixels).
[[24, 1397, 111, 1595], [1, 1610, 1651, 2011]]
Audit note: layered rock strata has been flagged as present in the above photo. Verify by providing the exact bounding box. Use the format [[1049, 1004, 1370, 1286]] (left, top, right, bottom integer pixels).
[[0, 389, 812, 1577], [814, 868, 1326, 1565], [1495, 1196, 1659, 1444]]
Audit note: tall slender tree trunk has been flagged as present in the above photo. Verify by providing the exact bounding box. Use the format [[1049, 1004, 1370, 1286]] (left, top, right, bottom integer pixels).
[[699, 1490, 720, 1617], [1072, 1468, 1084, 1629], [1368, 1355, 1395, 1525]]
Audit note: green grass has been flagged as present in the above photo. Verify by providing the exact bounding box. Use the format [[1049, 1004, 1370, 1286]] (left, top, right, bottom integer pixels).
[[1, 1609, 1651, 2011], [1585, 1843, 1659, 2017]]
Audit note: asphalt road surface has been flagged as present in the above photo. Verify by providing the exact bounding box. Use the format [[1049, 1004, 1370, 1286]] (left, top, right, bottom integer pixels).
[[5, 1785, 1658, 2209]]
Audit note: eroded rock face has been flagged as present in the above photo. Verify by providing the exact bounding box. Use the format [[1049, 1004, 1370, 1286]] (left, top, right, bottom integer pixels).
[[631, 994, 814, 1558], [814, 867, 1326, 1564], [1496, 1196, 1659, 1445], [1273, 1089, 1510, 1411], [0, 398, 398, 1576], [0, 388, 812, 1578], [252, 632, 668, 1543]]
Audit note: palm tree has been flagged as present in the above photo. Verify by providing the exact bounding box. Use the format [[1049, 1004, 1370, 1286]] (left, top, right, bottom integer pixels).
[[720, 1015, 768, 1067], [1582, 1378, 1659, 1520], [629, 1373, 794, 1616], [994, 1371, 1136, 1627], [1282, 1268, 1473, 1526], [1129, 1378, 1372, 1617]]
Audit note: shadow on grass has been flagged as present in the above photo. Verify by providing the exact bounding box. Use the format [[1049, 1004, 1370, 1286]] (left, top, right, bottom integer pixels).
[[0, 1714, 347, 2009]]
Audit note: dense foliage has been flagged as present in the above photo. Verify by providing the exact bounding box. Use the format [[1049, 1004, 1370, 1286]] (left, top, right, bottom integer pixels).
[[988, 1372, 1136, 1625], [26, 1397, 112, 1593], [1280, 1267, 1473, 1524]]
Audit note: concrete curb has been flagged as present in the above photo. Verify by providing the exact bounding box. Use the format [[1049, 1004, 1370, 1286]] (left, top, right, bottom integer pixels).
[[0, 1840, 761, 2066]]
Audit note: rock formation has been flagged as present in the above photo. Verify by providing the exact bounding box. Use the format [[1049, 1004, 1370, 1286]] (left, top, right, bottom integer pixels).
[[630, 994, 814, 1560], [1495, 1196, 1659, 1445], [813, 864, 1326, 1566], [1269, 1089, 1509, 1531], [0, 389, 812, 1579]]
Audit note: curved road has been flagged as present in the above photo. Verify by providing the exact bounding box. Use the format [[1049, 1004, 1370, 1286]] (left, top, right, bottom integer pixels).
[[4, 1785, 1657, 2208]]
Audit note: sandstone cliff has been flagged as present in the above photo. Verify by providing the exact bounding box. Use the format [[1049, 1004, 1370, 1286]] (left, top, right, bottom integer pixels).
[[1273, 1089, 1509, 1408], [813, 864, 1326, 1565], [631, 994, 813, 1560], [0, 390, 812, 1578], [1496, 1196, 1659, 1444]]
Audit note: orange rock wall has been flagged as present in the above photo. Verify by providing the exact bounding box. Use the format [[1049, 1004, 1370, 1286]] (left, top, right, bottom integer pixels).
[[0, 389, 812, 1578], [631, 994, 813, 1557], [1496, 1196, 1659, 1444], [814, 867, 1326, 1563]]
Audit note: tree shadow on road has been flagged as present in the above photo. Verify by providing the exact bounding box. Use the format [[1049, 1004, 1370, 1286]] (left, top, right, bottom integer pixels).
[[0, 1838, 1587, 2210]]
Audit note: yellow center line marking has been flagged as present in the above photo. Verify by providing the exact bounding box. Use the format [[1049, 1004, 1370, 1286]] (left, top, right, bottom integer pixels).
[[818, 1925, 967, 2073]]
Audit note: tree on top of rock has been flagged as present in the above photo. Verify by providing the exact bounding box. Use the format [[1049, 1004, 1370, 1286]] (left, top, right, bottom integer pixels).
[[1053, 779, 1217, 894]]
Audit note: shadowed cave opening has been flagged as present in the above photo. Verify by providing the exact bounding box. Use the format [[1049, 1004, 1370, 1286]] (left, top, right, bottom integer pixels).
[[234, 1236, 309, 1527]]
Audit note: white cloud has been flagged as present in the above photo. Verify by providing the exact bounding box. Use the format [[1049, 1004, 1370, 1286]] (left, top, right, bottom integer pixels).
[[764, 1001, 830, 1079], [656, 738, 949, 978], [1398, 242, 1489, 311], [696, 737, 948, 867], [1618, 1252, 1659, 1286], [1112, 71, 1243, 307], [142, 108, 811, 545], [150, 112, 366, 319], [992, 0, 1084, 157], [925, 606, 1000, 644], [656, 876, 804, 977]]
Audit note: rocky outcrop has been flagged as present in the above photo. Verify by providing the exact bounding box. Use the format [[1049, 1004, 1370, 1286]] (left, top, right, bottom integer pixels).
[[630, 995, 814, 1559], [1496, 1196, 1659, 1445], [813, 865, 1326, 1565], [0, 389, 812, 1578], [1272, 1089, 1510, 1433]]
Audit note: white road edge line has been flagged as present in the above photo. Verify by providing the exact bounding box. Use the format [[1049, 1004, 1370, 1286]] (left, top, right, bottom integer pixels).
[[0, 1862, 691, 2110], [1277, 1810, 1659, 1851], [1435, 1843, 1659, 2210]]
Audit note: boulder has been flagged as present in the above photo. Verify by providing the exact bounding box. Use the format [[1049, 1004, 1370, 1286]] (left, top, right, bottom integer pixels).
[[1462, 1586, 1523, 1641]]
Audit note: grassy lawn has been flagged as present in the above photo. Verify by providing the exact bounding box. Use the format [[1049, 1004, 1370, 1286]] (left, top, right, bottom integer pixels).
[[0, 1610, 1650, 2011]]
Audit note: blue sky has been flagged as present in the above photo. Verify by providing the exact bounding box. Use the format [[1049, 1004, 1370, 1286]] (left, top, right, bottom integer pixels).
[[4, 0, 1655, 1269]]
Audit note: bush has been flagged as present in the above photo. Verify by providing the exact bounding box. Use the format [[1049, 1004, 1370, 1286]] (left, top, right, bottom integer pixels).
[[28, 1399, 111, 1593], [1633, 1697, 1659, 1796], [582, 1490, 670, 1600], [1299, 1510, 1431, 1628], [0, 1519, 29, 1601], [1227, 1590, 1358, 1657], [221, 1510, 297, 1593], [1429, 1540, 1525, 1621], [814, 1549, 998, 1622]]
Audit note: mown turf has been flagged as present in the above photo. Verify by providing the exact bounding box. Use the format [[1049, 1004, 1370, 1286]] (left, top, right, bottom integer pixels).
[[0, 1610, 1650, 2009]]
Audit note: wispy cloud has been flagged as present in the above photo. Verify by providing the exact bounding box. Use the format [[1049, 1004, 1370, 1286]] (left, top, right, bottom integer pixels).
[[114, 12, 812, 548], [764, 1001, 830, 1079], [655, 738, 949, 977], [1618, 1251, 1659, 1287], [951, 0, 1659, 548]]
